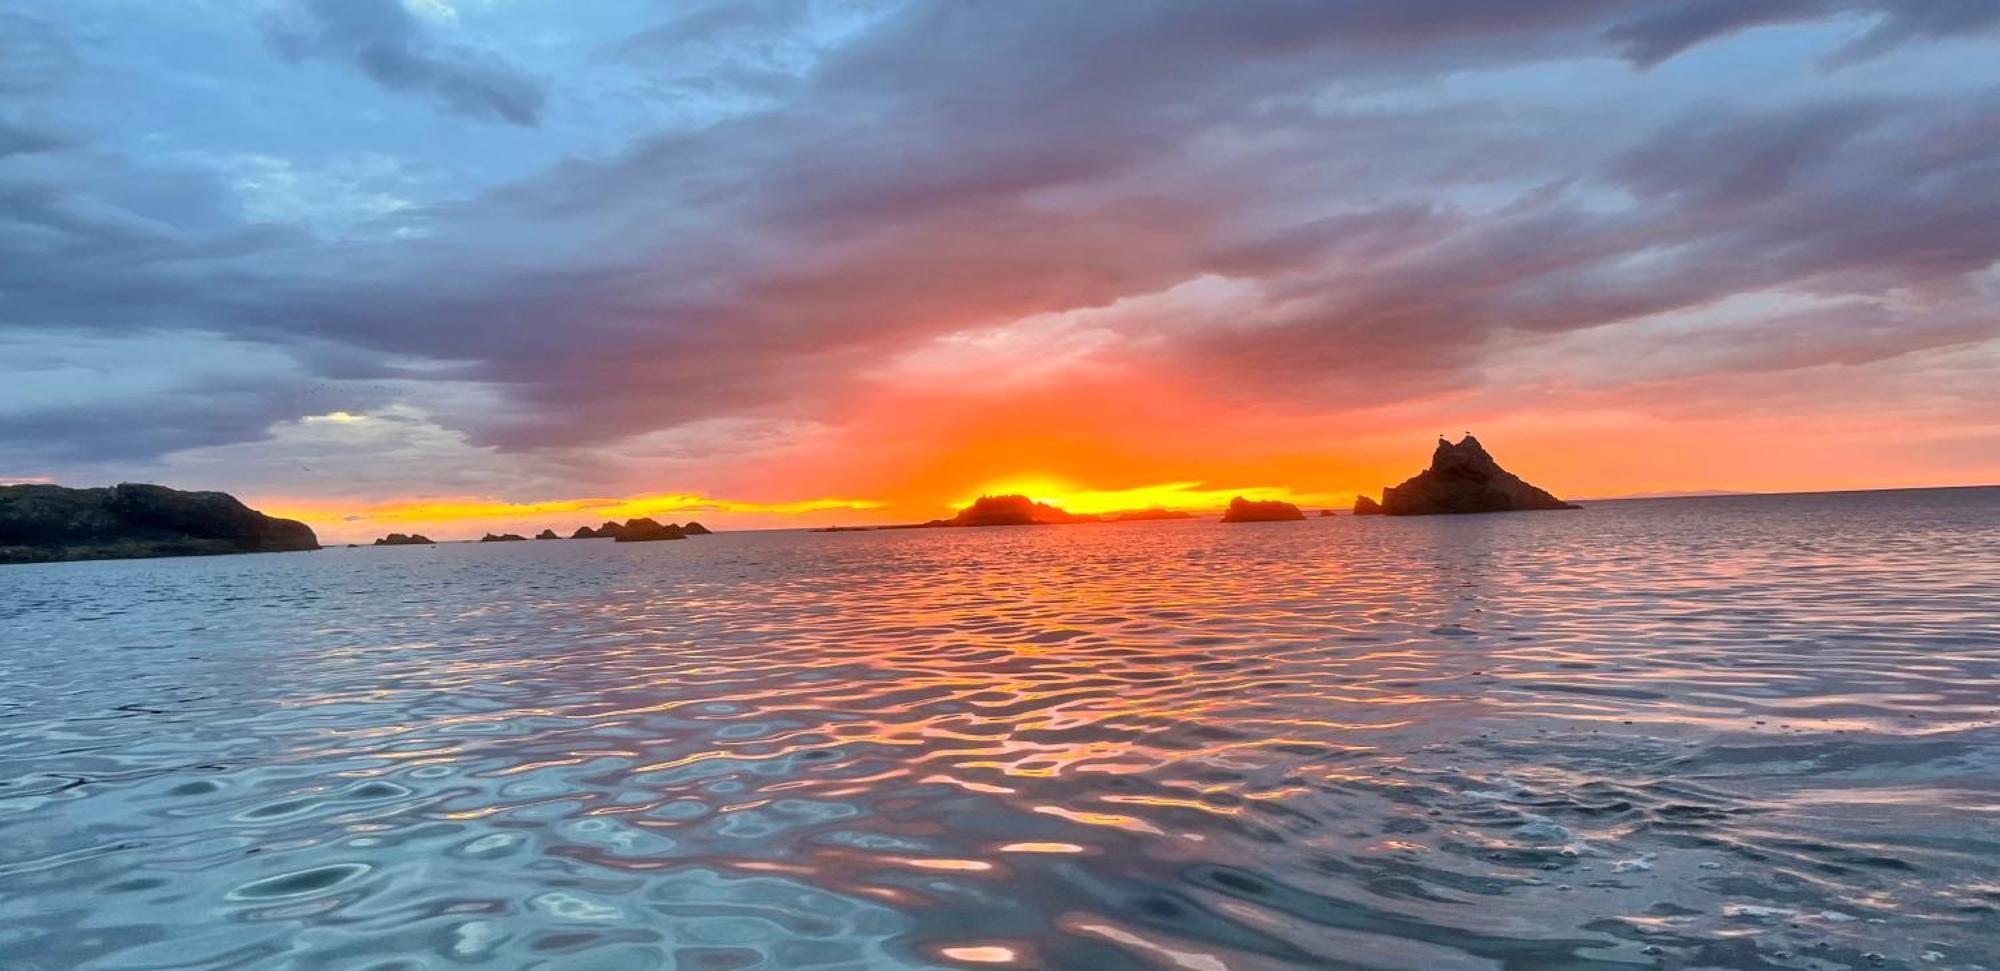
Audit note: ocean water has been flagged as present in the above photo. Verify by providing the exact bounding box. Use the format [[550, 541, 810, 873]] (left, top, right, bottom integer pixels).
[[2, 489, 1997, 971]]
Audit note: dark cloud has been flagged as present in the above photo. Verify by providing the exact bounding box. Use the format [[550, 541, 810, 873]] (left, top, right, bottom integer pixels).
[[2, 1, 1997, 475], [263, 0, 544, 126]]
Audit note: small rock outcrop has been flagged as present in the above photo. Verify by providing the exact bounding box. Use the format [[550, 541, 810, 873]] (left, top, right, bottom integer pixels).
[[0, 483, 319, 564], [535, 529, 559, 540], [680, 521, 713, 535], [1374, 435, 1579, 516], [1352, 495, 1383, 516], [1220, 497, 1306, 522], [479, 533, 528, 543], [570, 525, 600, 539], [374, 533, 434, 546], [612, 518, 685, 542]]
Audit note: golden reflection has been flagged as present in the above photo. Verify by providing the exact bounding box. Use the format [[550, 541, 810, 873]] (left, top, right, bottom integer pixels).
[[1033, 805, 1164, 835], [938, 944, 1022, 964], [996, 842, 1088, 854]]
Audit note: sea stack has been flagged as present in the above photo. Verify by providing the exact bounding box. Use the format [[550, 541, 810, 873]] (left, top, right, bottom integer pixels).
[[1372, 435, 1578, 515], [1220, 497, 1306, 522], [681, 521, 713, 535], [535, 529, 559, 540], [612, 518, 685, 542], [1352, 496, 1383, 516], [0, 483, 319, 564]]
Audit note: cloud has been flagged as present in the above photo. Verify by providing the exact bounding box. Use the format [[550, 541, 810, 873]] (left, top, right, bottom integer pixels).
[[263, 0, 545, 126], [0, 1, 1997, 502]]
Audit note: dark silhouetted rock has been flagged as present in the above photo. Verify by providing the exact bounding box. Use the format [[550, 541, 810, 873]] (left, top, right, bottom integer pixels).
[[479, 533, 528, 542], [1352, 495, 1383, 516], [942, 495, 1096, 527], [1378, 435, 1579, 516], [374, 533, 434, 546], [535, 529, 559, 540], [1220, 497, 1306, 522], [570, 525, 599, 539], [613, 518, 685, 542], [0, 483, 319, 564], [680, 521, 712, 535]]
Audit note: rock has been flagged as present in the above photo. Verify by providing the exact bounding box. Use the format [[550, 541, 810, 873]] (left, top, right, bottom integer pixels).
[[680, 521, 713, 535], [479, 533, 528, 542], [0, 483, 319, 564], [612, 518, 685, 542], [944, 495, 1095, 527], [1353, 495, 1384, 516], [1319, 509, 1337, 517], [1377, 435, 1579, 515], [374, 533, 435, 546], [534, 529, 559, 540], [570, 525, 599, 539], [1221, 497, 1306, 522]]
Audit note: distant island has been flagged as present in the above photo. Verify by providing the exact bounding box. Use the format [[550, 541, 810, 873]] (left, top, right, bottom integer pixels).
[[374, 533, 434, 546], [1220, 497, 1305, 522], [0, 483, 319, 565], [1356, 435, 1578, 515]]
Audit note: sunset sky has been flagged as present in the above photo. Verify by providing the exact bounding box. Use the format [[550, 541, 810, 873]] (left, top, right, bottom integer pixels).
[[3, 1, 1997, 541]]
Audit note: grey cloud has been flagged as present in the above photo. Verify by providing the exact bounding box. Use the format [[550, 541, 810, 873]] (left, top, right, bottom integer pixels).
[[264, 0, 545, 126], [3, 1, 1998, 472]]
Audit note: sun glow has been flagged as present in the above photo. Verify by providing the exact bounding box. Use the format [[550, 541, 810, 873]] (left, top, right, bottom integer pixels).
[[954, 477, 1338, 516]]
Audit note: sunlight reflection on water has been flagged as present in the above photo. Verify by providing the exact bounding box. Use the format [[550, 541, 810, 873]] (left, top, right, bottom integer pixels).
[[1, 489, 1997, 969]]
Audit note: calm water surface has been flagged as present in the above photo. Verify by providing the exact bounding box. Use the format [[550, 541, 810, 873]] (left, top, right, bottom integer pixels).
[[3, 489, 1998, 970]]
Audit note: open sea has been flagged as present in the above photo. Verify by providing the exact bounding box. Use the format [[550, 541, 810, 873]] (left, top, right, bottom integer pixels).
[[2, 488, 1997, 970]]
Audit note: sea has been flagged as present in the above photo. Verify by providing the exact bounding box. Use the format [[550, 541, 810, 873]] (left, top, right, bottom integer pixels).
[[2, 487, 1996, 970]]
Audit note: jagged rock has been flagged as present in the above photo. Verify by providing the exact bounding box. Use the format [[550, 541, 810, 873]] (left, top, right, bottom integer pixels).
[[0, 483, 319, 564], [1352, 495, 1383, 516], [534, 529, 559, 540], [612, 518, 685, 542], [1221, 497, 1305, 522], [479, 533, 528, 542], [680, 521, 713, 535], [374, 533, 434, 546], [1378, 435, 1579, 516]]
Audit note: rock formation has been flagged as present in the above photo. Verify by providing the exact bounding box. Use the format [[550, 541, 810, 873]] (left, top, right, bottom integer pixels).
[[1352, 495, 1383, 516], [534, 529, 559, 540], [0, 483, 319, 564], [479, 533, 528, 542], [570, 525, 600, 539], [1372, 435, 1579, 516], [374, 533, 434, 546], [1220, 497, 1306, 522], [612, 518, 685, 542], [680, 521, 713, 535], [934, 495, 1096, 527]]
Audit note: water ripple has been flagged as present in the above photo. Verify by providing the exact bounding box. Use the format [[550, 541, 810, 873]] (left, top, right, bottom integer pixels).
[[1, 488, 1997, 968]]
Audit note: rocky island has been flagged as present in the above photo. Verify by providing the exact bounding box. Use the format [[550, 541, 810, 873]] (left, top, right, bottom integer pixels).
[[1363, 435, 1579, 515], [926, 495, 1098, 527], [0, 483, 319, 565], [1220, 497, 1306, 522], [611, 518, 685, 542], [374, 533, 434, 546], [479, 533, 528, 542]]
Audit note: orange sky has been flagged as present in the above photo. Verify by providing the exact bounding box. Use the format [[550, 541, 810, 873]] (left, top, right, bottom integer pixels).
[[261, 357, 2000, 543]]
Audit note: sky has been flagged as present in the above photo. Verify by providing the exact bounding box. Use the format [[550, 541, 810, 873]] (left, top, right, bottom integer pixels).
[[2, 1, 1997, 541]]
